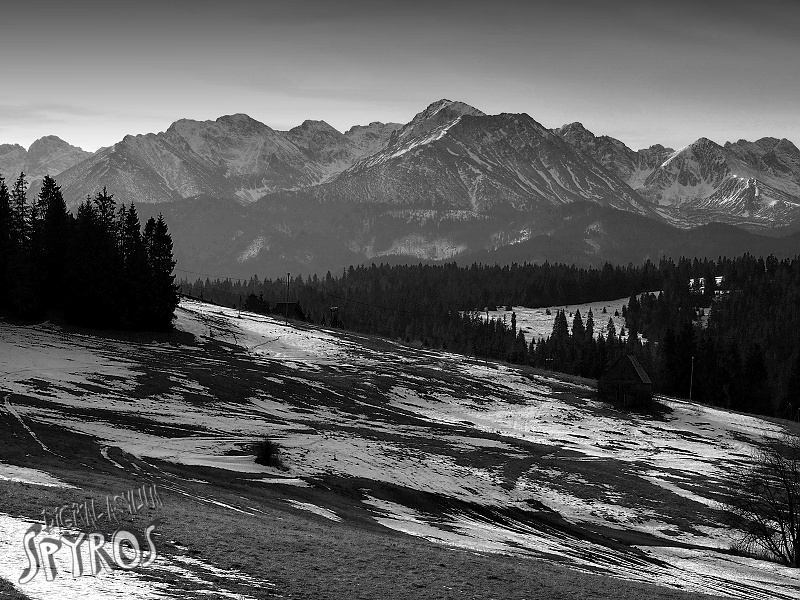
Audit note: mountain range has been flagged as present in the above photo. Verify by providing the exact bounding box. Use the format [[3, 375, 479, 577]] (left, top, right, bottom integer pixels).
[[0, 136, 92, 184], [2, 99, 799, 278]]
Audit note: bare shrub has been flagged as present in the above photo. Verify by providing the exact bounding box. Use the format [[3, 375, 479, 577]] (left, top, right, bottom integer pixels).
[[253, 437, 287, 470], [725, 433, 800, 567]]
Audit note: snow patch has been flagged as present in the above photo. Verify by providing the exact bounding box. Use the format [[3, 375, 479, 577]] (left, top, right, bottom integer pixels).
[[237, 236, 267, 262], [284, 500, 341, 522], [0, 462, 76, 488]]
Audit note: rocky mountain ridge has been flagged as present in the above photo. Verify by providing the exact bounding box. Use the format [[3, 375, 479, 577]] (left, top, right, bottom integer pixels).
[[0, 136, 91, 183], [3, 100, 799, 279], [555, 123, 800, 228]]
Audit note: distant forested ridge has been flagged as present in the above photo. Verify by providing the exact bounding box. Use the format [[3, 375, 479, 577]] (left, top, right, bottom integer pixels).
[[0, 172, 178, 329], [184, 255, 800, 418], [626, 254, 800, 418]]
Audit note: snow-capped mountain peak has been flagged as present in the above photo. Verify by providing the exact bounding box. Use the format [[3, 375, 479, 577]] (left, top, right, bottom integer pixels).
[[13, 100, 800, 237], [392, 99, 486, 147]]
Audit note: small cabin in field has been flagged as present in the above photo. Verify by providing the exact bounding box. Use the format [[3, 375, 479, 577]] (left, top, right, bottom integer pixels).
[[272, 302, 306, 322], [598, 355, 653, 409]]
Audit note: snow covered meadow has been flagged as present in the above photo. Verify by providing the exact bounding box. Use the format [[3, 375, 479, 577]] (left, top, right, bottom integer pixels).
[[482, 295, 634, 342], [0, 297, 798, 599]]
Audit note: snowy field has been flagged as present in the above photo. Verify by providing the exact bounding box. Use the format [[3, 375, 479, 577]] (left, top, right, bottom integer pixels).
[[481, 295, 637, 342], [0, 297, 798, 599]]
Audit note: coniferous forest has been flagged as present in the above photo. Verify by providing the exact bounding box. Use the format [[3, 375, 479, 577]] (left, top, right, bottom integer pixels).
[[183, 256, 800, 419], [0, 172, 179, 330]]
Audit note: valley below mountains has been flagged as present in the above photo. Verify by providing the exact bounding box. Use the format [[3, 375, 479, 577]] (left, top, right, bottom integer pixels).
[[5, 99, 800, 278]]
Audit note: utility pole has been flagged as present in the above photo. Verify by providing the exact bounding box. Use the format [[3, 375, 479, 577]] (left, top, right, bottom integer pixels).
[[485, 308, 489, 366], [285, 272, 290, 323], [689, 355, 695, 401]]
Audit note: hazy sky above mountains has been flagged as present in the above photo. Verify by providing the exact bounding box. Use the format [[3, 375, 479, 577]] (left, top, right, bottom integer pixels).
[[2, 0, 798, 152]]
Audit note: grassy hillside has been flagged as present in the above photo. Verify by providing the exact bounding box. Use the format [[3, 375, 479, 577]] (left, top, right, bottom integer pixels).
[[1, 300, 799, 599]]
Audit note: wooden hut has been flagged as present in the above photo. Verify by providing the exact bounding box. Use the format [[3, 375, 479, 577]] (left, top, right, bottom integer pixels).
[[598, 355, 653, 408]]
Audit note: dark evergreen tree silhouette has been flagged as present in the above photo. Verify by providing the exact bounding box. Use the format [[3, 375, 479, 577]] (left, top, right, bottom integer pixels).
[[67, 198, 103, 324], [7, 173, 37, 315], [144, 214, 179, 330], [9, 172, 28, 249], [35, 175, 71, 310], [118, 204, 150, 328], [0, 177, 10, 308]]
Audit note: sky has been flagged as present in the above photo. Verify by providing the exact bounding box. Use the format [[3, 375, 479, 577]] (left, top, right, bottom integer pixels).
[[1, 0, 798, 152]]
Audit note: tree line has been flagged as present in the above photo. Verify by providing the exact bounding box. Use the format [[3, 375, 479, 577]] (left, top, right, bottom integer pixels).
[[179, 261, 653, 356], [623, 255, 800, 418], [0, 172, 179, 329], [182, 256, 800, 418]]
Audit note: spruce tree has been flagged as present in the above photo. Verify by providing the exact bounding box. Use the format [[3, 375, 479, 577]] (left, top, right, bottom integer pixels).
[[36, 176, 71, 310], [66, 199, 99, 324], [93, 186, 116, 234], [118, 205, 150, 327], [9, 172, 28, 250], [606, 317, 616, 342], [572, 309, 585, 341], [8, 173, 36, 315], [0, 177, 10, 308], [91, 188, 121, 325], [144, 214, 178, 329]]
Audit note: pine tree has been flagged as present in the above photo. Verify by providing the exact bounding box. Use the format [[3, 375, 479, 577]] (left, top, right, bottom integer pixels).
[[585, 308, 594, 340], [9, 172, 28, 250], [741, 343, 770, 413], [8, 173, 37, 315], [66, 193, 121, 326], [572, 309, 585, 342], [0, 177, 10, 308], [626, 317, 640, 352], [36, 176, 71, 310], [660, 326, 678, 396], [118, 204, 150, 327], [93, 186, 116, 234], [552, 309, 569, 342], [66, 199, 100, 324], [144, 214, 178, 329]]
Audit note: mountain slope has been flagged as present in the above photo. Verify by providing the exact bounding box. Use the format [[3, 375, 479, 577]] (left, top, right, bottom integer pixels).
[[555, 122, 673, 189], [555, 123, 800, 228], [166, 114, 333, 202], [24, 135, 93, 180], [0, 136, 91, 182], [151, 195, 800, 279], [2, 304, 792, 598], [53, 114, 403, 207], [0, 144, 26, 181], [54, 132, 231, 207], [14, 100, 800, 268], [641, 137, 800, 225], [389, 99, 486, 146], [322, 106, 651, 216], [344, 121, 402, 157]]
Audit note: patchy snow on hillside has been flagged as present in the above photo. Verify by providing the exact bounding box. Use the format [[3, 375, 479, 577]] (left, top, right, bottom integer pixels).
[[0, 512, 165, 600], [1, 299, 799, 599], [477, 295, 637, 342], [0, 463, 76, 488]]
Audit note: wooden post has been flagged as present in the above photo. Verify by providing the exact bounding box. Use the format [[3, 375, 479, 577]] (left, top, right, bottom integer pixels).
[[485, 308, 489, 365], [285, 273, 290, 323]]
